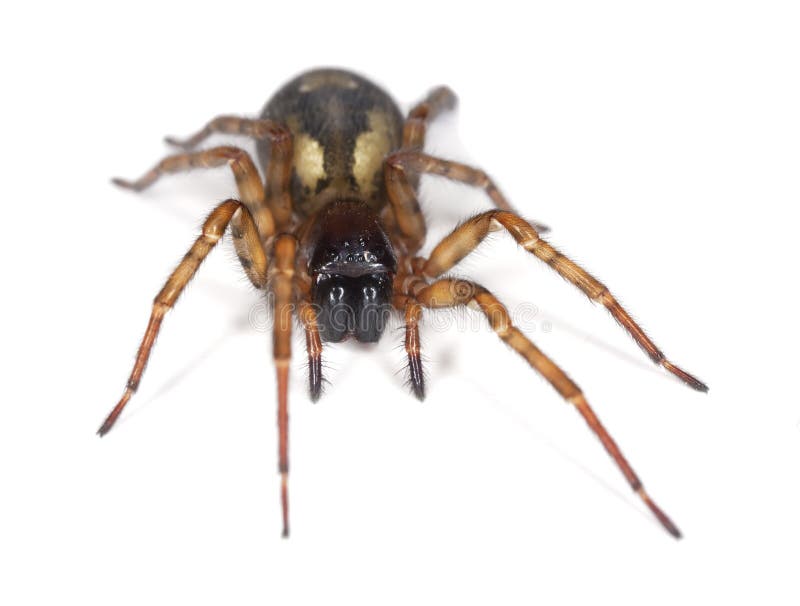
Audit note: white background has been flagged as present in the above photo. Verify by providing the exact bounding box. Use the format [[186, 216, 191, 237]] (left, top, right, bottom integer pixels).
[[1, 1, 798, 604]]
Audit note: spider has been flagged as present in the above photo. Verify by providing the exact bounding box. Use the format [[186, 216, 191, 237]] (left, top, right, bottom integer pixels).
[[98, 67, 707, 539]]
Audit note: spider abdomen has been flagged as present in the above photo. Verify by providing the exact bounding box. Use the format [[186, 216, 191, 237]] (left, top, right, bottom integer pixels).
[[258, 68, 404, 217]]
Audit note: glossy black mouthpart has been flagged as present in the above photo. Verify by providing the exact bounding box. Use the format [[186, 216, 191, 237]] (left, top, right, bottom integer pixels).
[[306, 198, 397, 343]]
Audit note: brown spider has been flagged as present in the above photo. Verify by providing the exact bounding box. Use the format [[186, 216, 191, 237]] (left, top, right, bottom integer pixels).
[[98, 67, 707, 539]]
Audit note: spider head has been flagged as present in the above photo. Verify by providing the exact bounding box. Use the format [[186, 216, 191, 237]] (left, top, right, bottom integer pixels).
[[306, 198, 397, 343]]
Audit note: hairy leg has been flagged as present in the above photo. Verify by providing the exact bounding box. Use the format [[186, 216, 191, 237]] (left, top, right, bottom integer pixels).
[[269, 235, 298, 537], [401, 276, 682, 538], [403, 86, 458, 149], [381, 86, 457, 252], [113, 145, 276, 241], [229, 207, 269, 288], [420, 210, 706, 391], [388, 150, 518, 213], [165, 116, 294, 226], [384, 150, 547, 253], [98, 200, 262, 435]]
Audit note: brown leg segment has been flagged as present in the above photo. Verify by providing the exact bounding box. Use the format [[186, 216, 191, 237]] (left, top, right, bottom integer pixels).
[[113, 145, 275, 237], [388, 150, 516, 211], [384, 154, 428, 252], [165, 116, 294, 227], [269, 234, 298, 537], [98, 199, 253, 436], [113, 145, 275, 286], [407, 278, 682, 538], [228, 207, 269, 288], [383, 86, 457, 251], [421, 210, 707, 392], [384, 149, 550, 253], [297, 300, 323, 401], [165, 115, 284, 151], [403, 86, 458, 149]]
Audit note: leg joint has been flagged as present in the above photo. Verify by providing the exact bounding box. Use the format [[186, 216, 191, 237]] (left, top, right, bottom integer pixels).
[[593, 288, 612, 303], [246, 119, 291, 143], [385, 150, 410, 172], [151, 301, 170, 314]]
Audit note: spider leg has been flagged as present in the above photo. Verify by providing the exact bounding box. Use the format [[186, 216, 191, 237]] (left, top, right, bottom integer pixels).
[[403, 85, 458, 149], [404, 277, 682, 538], [384, 150, 548, 254], [113, 144, 275, 287], [270, 234, 298, 537], [381, 86, 457, 252], [389, 149, 705, 390], [113, 145, 276, 240], [165, 116, 284, 151], [229, 209, 270, 289], [98, 200, 265, 436], [393, 294, 425, 399], [419, 209, 706, 391], [398, 110, 550, 231], [164, 117, 294, 227], [388, 150, 517, 213], [384, 153, 428, 252], [387, 88, 554, 253]]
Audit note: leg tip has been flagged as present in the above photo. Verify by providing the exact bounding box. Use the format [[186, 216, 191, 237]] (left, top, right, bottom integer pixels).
[[164, 136, 190, 150], [659, 516, 683, 540], [280, 471, 290, 540], [637, 487, 682, 539], [434, 86, 458, 111], [97, 392, 131, 437], [96, 415, 117, 437], [97, 418, 114, 437], [663, 361, 708, 393], [111, 177, 137, 190]]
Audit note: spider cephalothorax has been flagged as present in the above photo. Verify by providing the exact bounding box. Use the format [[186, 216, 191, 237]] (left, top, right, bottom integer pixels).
[[99, 67, 707, 539]]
